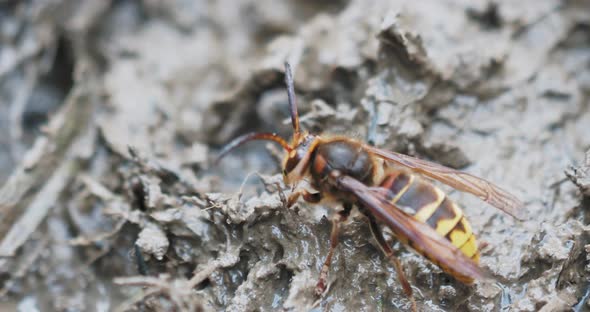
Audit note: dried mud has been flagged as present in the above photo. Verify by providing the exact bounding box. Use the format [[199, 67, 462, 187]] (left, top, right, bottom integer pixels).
[[0, 1, 589, 311]]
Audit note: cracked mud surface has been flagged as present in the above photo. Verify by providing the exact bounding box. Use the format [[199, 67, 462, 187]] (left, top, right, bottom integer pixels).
[[0, 1, 589, 311]]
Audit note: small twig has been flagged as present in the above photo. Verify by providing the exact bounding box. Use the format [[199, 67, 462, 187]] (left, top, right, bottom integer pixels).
[[0, 159, 75, 256], [188, 260, 220, 288], [237, 171, 259, 201], [69, 219, 126, 246], [188, 246, 241, 288], [113, 287, 160, 312], [115, 275, 169, 288], [114, 275, 202, 312], [79, 174, 116, 201], [0, 238, 49, 297], [0, 79, 97, 242]]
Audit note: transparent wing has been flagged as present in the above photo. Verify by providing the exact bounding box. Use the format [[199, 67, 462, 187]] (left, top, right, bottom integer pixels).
[[365, 145, 525, 221]]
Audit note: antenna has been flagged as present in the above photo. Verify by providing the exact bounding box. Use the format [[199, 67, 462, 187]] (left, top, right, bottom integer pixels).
[[216, 132, 290, 164]]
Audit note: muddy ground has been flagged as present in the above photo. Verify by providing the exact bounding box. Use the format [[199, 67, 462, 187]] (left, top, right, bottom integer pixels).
[[0, 1, 589, 311]]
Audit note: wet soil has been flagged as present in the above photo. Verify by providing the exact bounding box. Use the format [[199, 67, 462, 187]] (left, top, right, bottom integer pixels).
[[0, 1, 589, 311]]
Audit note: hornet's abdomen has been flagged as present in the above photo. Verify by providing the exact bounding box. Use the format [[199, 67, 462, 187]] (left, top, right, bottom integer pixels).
[[311, 140, 374, 187], [379, 170, 480, 279]]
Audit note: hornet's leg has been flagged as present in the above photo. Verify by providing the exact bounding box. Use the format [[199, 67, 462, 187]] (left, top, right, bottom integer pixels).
[[315, 203, 352, 296], [368, 217, 417, 312], [287, 189, 321, 208]]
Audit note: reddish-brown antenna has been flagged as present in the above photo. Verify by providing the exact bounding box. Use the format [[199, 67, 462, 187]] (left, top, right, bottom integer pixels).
[[216, 132, 290, 164]]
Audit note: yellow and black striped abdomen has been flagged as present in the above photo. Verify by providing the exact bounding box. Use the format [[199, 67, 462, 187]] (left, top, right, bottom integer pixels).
[[379, 171, 480, 266]]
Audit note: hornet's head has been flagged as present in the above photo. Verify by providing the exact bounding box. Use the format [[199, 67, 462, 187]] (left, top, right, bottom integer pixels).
[[281, 131, 318, 185]]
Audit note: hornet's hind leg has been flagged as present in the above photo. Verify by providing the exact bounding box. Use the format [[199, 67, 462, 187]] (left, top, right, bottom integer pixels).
[[315, 203, 352, 297], [367, 217, 417, 312]]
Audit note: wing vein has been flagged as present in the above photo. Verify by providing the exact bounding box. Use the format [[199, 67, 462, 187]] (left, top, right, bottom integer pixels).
[[337, 175, 486, 282], [365, 145, 526, 220]]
